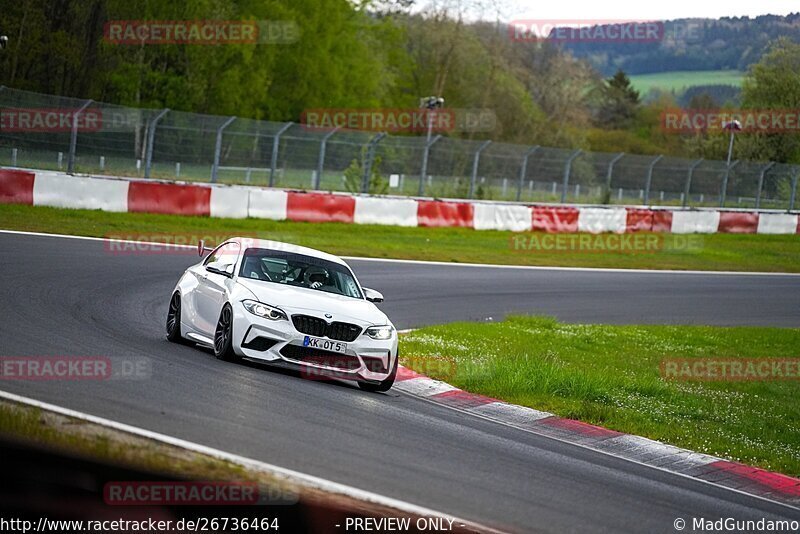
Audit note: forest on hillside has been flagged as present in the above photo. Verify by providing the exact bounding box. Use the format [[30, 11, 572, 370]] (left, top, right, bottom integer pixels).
[[562, 14, 800, 75]]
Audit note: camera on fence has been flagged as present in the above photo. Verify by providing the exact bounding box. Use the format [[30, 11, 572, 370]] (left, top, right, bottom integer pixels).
[[0, 36, 8, 50]]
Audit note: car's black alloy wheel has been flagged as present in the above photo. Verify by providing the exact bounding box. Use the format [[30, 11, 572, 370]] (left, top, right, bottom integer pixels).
[[214, 304, 238, 361], [166, 292, 184, 342]]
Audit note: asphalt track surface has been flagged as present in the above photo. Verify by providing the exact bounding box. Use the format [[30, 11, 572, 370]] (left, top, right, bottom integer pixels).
[[1, 231, 799, 532]]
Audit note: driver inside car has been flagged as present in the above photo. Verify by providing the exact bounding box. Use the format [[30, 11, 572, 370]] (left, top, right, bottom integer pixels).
[[304, 265, 330, 289]]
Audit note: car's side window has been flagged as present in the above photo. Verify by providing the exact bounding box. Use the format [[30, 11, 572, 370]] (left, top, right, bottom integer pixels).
[[203, 244, 224, 266], [343, 276, 360, 298], [204, 242, 240, 271], [215, 242, 240, 270]]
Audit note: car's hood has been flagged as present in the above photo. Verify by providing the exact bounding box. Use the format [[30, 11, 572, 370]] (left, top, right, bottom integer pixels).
[[236, 278, 390, 326]]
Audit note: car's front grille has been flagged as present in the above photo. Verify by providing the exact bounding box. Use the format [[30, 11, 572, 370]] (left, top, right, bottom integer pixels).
[[327, 321, 362, 342], [279, 344, 361, 370], [291, 315, 361, 342], [291, 315, 327, 337]]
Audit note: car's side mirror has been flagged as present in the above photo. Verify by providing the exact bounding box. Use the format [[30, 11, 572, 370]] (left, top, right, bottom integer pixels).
[[206, 261, 234, 278], [363, 287, 384, 303]]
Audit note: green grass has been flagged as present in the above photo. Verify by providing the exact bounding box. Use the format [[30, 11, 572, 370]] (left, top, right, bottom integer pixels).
[[629, 70, 744, 95], [400, 316, 800, 475], [1, 203, 799, 272]]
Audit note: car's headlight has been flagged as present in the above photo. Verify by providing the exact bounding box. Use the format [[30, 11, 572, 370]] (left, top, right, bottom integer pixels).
[[365, 325, 394, 340], [242, 300, 287, 321]]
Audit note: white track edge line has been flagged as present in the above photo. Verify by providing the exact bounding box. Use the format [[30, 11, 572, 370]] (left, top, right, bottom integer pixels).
[[0, 229, 798, 277], [0, 389, 498, 531]]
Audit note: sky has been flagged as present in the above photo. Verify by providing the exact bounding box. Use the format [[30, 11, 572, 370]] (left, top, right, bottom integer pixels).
[[454, 0, 799, 22]]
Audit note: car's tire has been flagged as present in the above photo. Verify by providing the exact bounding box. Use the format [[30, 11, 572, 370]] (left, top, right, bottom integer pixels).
[[166, 292, 187, 343], [214, 303, 238, 362], [358, 351, 398, 393]]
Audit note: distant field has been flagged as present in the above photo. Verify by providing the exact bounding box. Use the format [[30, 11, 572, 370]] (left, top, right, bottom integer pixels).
[[629, 70, 744, 95]]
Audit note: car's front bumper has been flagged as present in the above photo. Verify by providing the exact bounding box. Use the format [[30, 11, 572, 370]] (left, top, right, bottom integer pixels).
[[231, 301, 397, 383]]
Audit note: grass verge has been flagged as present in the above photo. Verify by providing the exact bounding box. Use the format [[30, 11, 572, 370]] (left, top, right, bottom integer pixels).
[[400, 316, 800, 476], [0, 399, 256, 482], [1, 203, 799, 272]]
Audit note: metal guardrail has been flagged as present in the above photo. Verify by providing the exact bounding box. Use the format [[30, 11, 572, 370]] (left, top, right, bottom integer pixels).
[[0, 86, 798, 210]]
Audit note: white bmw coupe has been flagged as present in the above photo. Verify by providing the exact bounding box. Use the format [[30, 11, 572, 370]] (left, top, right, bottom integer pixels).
[[166, 237, 398, 392]]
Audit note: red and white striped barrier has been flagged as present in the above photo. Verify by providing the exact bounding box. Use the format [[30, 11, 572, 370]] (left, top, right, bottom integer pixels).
[[577, 207, 627, 233], [417, 200, 474, 228], [35, 172, 129, 212], [0, 169, 34, 204], [354, 196, 418, 227], [2, 169, 799, 235], [532, 206, 580, 232], [473, 203, 531, 232]]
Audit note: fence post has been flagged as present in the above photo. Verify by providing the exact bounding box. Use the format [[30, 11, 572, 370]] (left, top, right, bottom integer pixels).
[[67, 99, 94, 174], [719, 160, 740, 207], [604, 152, 625, 201], [755, 161, 775, 209], [361, 132, 386, 193], [517, 145, 539, 201], [211, 116, 236, 183], [560, 149, 581, 203], [642, 154, 664, 205], [790, 168, 799, 212], [468, 140, 492, 199], [315, 126, 340, 190], [682, 159, 704, 208], [268, 122, 293, 187], [144, 108, 169, 179], [418, 134, 442, 197]]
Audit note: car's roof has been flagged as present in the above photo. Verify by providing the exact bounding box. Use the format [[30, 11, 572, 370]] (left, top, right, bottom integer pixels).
[[227, 237, 349, 267]]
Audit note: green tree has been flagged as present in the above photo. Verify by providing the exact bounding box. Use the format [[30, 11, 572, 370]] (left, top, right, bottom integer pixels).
[[741, 37, 800, 163], [595, 69, 641, 129]]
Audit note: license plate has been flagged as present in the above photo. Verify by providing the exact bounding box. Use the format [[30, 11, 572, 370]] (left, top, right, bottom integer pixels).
[[303, 336, 347, 353]]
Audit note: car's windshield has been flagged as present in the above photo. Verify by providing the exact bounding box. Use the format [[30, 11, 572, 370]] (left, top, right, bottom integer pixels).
[[239, 248, 363, 299]]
